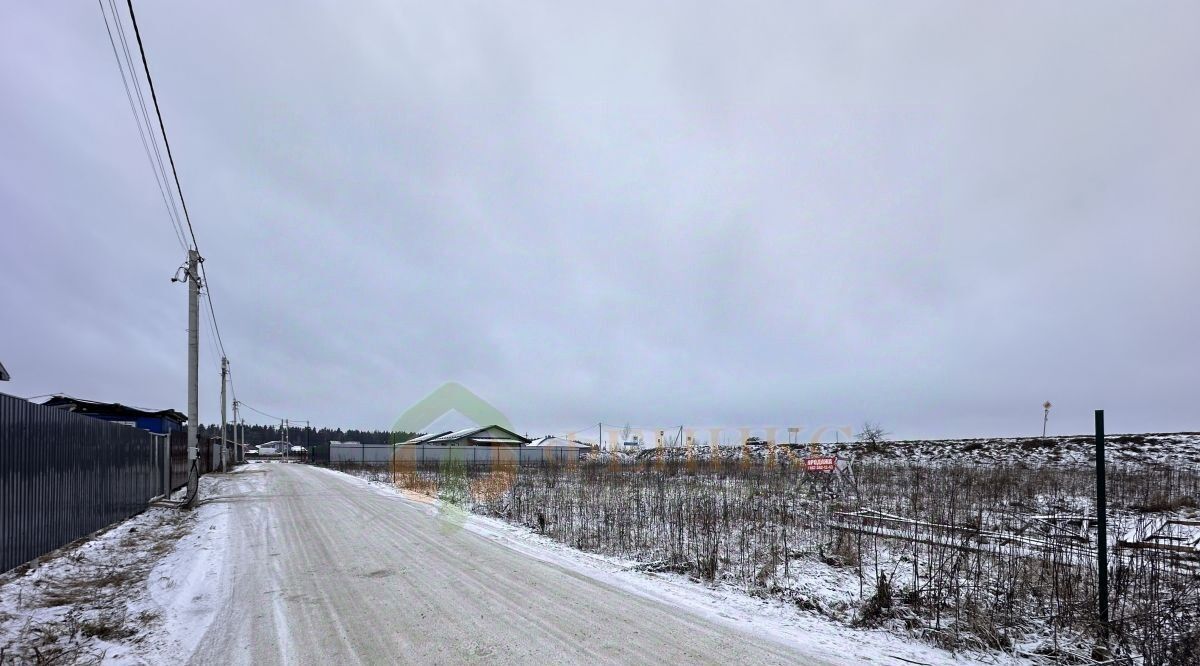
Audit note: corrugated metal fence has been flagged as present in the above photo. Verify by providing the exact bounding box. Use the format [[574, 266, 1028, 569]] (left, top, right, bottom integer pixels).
[[0, 393, 160, 572], [0, 394, 234, 573], [325, 443, 585, 467], [166, 431, 225, 490]]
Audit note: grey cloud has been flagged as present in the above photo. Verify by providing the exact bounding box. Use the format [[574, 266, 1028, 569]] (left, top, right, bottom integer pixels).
[[2, 2, 1197, 439]]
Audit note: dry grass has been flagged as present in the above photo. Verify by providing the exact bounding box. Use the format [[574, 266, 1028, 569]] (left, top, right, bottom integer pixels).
[[79, 612, 136, 642], [37, 567, 138, 609], [386, 457, 1200, 664], [0, 508, 191, 664]]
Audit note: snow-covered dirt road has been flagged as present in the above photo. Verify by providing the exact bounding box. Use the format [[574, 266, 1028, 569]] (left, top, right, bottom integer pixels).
[[187, 462, 834, 665]]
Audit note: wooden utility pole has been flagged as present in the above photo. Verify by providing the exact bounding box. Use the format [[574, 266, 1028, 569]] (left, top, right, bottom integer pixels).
[[220, 357, 228, 473]]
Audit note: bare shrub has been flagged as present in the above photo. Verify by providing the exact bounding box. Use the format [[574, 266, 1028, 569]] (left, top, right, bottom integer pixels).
[[387, 457, 1200, 663]]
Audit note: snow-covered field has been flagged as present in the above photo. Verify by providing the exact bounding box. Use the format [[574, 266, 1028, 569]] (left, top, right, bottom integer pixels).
[[5, 449, 1195, 664], [589, 431, 1200, 468], [334, 466, 1018, 665], [368, 440, 1200, 664], [828, 432, 1200, 467]]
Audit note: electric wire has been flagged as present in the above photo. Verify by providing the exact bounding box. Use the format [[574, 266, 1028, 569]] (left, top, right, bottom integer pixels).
[[226, 366, 238, 403], [96, 0, 187, 252], [198, 262, 227, 359], [600, 423, 683, 433], [113, 7, 190, 256], [200, 293, 223, 372], [238, 401, 286, 422], [107, 0, 188, 249], [121, 2, 231, 369], [107, 1, 269, 427], [124, 0, 198, 250]]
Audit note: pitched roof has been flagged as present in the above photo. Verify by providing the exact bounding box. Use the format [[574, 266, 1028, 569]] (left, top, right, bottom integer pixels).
[[38, 394, 186, 423], [528, 436, 591, 449], [471, 437, 527, 444], [400, 431, 452, 445], [429, 425, 530, 444], [431, 426, 487, 442]]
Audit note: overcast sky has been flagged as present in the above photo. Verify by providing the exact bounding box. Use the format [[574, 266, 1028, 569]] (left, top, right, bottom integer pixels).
[[2, 2, 1197, 440]]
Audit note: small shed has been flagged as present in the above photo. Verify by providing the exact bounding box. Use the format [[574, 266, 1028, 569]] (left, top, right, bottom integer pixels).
[[39, 394, 185, 435]]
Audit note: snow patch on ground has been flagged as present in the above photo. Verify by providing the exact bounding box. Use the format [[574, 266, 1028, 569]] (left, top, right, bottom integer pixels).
[[139, 477, 242, 662], [0, 468, 253, 664], [591, 432, 1200, 468]]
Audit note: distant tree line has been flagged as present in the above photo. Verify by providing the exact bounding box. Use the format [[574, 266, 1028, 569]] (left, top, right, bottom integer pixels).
[[197, 424, 415, 448]]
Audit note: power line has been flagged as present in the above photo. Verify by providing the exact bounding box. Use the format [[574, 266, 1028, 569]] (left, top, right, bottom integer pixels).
[[120, 2, 231, 361], [199, 294, 223, 371], [601, 423, 683, 432], [238, 402, 310, 431], [124, 0, 198, 251], [225, 363, 237, 403], [120, 0, 228, 362], [199, 263, 227, 358], [556, 423, 598, 436], [96, 0, 188, 252], [238, 401, 286, 422], [110, 1, 261, 432], [107, 0, 188, 249], [109, 0, 187, 246]]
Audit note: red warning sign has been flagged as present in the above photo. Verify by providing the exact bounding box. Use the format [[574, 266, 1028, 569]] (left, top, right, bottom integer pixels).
[[804, 456, 837, 472]]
